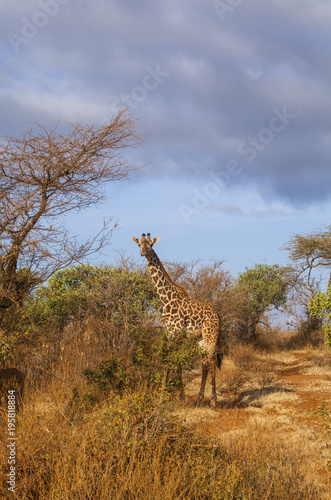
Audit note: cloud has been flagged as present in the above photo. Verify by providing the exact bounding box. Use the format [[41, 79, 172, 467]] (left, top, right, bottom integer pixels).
[[215, 204, 243, 215], [1, 0, 331, 207], [214, 201, 299, 219]]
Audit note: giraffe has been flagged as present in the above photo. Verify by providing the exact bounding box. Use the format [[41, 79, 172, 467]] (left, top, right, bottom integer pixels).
[[131, 233, 223, 405]]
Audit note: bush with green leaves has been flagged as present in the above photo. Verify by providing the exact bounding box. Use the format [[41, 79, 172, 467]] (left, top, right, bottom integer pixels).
[[151, 331, 203, 388], [78, 327, 203, 404], [84, 355, 130, 395], [27, 264, 160, 332], [236, 263, 292, 340], [308, 287, 331, 348]]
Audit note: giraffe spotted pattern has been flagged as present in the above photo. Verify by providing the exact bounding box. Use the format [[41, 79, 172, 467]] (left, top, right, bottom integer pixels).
[[132, 232, 223, 405]]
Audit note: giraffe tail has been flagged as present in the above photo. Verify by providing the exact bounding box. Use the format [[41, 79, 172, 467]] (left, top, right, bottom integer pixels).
[[217, 353, 223, 369]]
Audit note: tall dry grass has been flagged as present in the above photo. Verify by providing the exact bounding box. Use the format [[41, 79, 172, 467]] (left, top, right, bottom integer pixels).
[[1, 328, 330, 499], [219, 343, 282, 404], [1, 384, 327, 499]]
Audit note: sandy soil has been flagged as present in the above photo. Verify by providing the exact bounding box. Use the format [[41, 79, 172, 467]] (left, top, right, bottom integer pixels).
[[176, 349, 331, 490]]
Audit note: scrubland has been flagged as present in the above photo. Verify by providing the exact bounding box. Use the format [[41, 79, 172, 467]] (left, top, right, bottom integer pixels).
[[1, 320, 331, 500]]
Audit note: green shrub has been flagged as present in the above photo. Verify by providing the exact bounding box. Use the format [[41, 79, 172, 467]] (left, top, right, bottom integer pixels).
[[309, 288, 331, 348], [70, 327, 203, 410], [26, 264, 159, 332], [84, 355, 130, 394]]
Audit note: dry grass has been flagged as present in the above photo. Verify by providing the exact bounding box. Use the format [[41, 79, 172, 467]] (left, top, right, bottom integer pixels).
[[218, 416, 330, 497], [218, 344, 282, 404], [1, 382, 328, 499], [1, 329, 331, 499]]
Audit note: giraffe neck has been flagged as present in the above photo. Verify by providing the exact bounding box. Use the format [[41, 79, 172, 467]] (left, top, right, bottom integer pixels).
[[144, 248, 180, 304]]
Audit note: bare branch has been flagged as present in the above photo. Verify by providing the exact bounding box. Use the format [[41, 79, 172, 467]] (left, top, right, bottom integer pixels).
[[0, 110, 143, 307]]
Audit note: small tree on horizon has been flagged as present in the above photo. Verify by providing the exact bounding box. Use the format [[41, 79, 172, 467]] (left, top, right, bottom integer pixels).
[[283, 225, 331, 284], [283, 225, 331, 338], [236, 263, 292, 341]]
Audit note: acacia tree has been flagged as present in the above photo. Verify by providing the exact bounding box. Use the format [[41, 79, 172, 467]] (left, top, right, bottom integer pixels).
[[284, 225, 331, 285], [283, 225, 331, 336], [0, 110, 142, 311]]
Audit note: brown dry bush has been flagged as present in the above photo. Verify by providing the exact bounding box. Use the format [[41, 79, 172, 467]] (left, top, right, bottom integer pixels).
[[219, 344, 257, 402], [252, 358, 281, 389], [228, 343, 257, 371], [313, 350, 331, 368], [284, 321, 326, 350], [219, 365, 251, 403], [220, 344, 282, 403], [252, 325, 290, 352]]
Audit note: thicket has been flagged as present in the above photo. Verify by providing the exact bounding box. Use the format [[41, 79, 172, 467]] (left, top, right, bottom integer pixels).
[[1, 264, 204, 396], [0, 261, 329, 499], [0, 254, 327, 371]]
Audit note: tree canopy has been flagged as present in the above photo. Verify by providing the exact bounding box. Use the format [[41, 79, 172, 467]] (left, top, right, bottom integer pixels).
[[0, 110, 142, 310], [236, 263, 292, 340], [28, 264, 159, 333], [283, 225, 331, 284]]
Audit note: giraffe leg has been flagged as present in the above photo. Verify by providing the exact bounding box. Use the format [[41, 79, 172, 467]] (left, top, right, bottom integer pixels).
[[196, 363, 209, 406]]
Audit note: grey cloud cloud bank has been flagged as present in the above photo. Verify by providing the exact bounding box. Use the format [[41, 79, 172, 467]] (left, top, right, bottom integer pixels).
[[2, 0, 331, 208]]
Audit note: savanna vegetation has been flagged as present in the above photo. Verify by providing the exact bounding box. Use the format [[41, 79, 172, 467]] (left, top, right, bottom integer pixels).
[[0, 118, 331, 498]]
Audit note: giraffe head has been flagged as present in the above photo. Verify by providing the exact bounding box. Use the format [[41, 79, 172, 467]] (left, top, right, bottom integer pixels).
[[131, 233, 160, 256]]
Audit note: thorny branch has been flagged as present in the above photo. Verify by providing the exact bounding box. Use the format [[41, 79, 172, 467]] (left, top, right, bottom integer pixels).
[[0, 110, 143, 307]]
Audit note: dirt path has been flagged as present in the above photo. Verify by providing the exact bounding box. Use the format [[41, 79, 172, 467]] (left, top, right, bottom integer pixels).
[[178, 349, 331, 489], [183, 350, 331, 429]]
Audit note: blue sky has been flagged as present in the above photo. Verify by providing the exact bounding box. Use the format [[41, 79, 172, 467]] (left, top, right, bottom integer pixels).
[[1, 0, 331, 278]]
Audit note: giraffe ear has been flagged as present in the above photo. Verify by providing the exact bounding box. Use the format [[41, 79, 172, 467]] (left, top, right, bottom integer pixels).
[[151, 236, 160, 245], [131, 237, 140, 245]]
